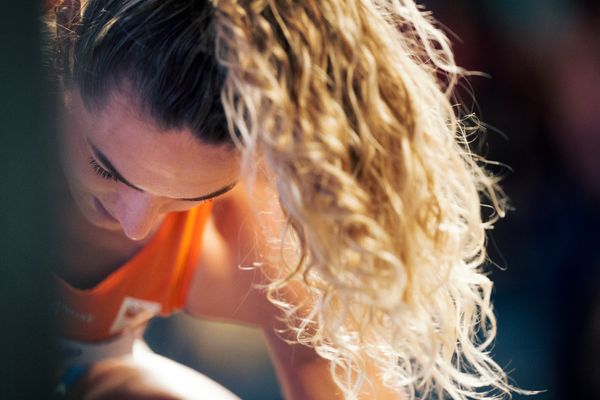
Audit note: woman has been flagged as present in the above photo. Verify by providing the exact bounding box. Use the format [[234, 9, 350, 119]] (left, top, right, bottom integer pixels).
[[48, 0, 516, 399]]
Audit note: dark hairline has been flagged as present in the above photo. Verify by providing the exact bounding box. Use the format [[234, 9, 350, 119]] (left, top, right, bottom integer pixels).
[[69, 0, 234, 146]]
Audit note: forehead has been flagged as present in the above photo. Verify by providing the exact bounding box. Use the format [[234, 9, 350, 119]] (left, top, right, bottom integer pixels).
[[65, 88, 240, 199]]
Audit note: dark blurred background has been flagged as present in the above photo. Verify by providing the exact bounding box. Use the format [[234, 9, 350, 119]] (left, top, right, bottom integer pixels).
[[421, 1, 600, 399], [147, 1, 600, 399], [1, 1, 57, 399]]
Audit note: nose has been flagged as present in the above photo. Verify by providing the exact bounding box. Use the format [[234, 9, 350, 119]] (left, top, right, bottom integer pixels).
[[114, 189, 162, 241]]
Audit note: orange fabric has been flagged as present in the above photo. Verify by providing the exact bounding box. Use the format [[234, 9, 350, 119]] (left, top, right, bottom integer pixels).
[[54, 203, 213, 342]]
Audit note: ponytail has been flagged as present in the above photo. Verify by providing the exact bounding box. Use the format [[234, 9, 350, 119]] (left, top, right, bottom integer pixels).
[[215, 1, 513, 398]]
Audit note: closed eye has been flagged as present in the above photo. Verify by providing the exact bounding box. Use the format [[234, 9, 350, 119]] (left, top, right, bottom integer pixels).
[[89, 157, 117, 182]]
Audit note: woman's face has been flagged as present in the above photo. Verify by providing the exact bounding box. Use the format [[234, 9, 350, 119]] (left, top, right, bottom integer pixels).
[[60, 88, 240, 241]]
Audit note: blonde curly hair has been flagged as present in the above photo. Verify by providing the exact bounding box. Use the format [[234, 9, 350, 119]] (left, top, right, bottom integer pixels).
[[214, 0, 516, 399]]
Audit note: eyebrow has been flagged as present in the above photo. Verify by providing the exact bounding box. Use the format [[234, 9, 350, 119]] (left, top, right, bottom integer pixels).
[[88, 142, 237, 202]]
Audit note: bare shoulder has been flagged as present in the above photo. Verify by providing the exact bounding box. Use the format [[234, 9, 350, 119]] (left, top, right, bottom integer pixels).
[[184, 182, 280, 326]]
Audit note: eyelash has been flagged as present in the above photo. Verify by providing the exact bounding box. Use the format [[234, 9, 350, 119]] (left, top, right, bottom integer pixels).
[[89, 157, 117, 182]]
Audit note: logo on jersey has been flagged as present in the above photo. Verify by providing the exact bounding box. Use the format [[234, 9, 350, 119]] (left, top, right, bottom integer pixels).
[[109, 296, 162, 334]]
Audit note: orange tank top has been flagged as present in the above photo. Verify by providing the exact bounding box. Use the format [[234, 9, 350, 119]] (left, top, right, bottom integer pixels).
[[53, 203, 213, 343]]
